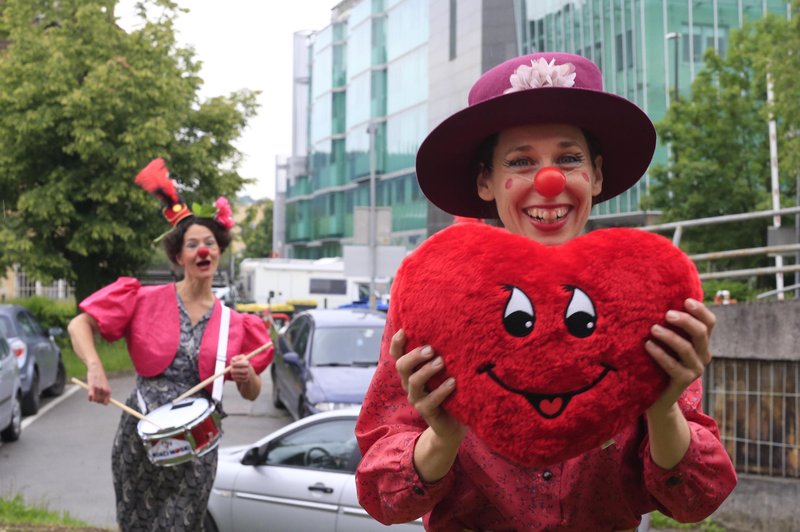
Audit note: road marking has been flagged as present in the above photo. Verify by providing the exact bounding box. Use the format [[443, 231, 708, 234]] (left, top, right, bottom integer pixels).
[[21, 384, 81, 430]]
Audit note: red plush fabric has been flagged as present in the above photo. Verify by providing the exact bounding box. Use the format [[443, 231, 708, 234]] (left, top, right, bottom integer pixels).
[[395, 223, 702, 467]]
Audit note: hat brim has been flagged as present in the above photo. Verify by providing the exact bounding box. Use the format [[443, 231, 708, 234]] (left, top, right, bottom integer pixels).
[[416, 88, 656, 219]]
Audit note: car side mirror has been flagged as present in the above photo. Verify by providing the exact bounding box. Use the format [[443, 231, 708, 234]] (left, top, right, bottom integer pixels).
[[283, 352, 303, 366], [241, 446, 264, 466], [48, 327, 64, 338]]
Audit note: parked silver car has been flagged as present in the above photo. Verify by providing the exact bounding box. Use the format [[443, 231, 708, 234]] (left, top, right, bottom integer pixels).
[[0, 336, 22, 442], [205, 409, 422, 532], [0, 305, 66, 415]]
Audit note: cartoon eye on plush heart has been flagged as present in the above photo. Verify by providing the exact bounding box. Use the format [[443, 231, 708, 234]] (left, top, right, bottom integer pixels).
[[394, 223, 702, 467]]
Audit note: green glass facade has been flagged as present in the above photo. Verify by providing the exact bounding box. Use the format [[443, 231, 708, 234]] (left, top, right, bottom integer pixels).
[[286, 0, 790, 259], [287, 0, 429, 259]]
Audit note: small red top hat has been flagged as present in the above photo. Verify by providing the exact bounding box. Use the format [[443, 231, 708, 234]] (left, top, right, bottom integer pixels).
[[134, 158, 192, 227]]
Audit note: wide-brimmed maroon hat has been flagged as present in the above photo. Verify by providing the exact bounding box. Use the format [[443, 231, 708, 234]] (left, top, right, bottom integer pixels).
[[416, 52, 656, 219]]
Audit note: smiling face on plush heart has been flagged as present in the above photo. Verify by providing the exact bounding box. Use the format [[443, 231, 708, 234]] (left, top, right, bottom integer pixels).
[[395, 223, 702, 467]]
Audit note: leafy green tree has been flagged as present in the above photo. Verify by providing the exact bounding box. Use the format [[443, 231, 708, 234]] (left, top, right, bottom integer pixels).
[[0, 0, 258, 301], [747, 1, 800, 185], [239, 199, 274, 259], [645, 9, 799, 278]]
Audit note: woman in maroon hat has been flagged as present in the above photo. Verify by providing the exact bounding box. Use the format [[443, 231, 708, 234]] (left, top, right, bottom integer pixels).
[[354, 53, 736, 531], [68, 159, 273, 531]]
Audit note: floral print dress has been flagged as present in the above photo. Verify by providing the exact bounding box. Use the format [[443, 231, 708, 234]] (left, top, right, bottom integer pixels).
[[112, 295, 223, 532]]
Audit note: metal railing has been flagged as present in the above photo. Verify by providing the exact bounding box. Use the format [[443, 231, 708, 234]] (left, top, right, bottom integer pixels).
[[640, 206, 800, 290], [640, 206, 800, 246], [641, 208, 800, 479]]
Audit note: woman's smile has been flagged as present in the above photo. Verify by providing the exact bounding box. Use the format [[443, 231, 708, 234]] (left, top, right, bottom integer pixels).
[[524, 205, 571, 228]]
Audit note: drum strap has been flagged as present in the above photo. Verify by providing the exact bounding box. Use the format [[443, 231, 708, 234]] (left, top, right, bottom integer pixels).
[[134, 305, 231, 414], [137, 389, 147, 415], [212, 305, 231, 403]]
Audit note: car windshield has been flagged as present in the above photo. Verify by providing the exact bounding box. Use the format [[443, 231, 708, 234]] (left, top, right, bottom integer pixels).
[[311, 326, 382, 367]]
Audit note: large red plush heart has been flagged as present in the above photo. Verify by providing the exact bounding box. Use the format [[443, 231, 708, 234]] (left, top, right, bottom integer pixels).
[[394, 223, 702, 467]]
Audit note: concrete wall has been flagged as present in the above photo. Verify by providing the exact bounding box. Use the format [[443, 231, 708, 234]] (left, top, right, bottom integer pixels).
[[710, 298, 800, 361], [706, 299, 800, 530]]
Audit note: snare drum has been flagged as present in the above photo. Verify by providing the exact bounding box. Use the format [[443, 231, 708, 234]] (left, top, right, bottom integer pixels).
[[137, 397, 222, 467]]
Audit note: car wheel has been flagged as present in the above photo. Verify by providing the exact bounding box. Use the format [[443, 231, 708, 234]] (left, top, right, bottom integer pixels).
[[1, 392, 22, 442], [21, 370, 40, 416], [43, 359, 66, 397], [271, 369, 285, 409], [203, 511, 220, 532]]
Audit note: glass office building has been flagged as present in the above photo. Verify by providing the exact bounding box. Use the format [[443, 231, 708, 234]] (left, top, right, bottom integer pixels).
[[286, 0, 429, 259], [282, 0, 790, 259]]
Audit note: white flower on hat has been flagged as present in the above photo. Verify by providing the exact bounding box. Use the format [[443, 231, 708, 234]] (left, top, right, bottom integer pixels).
[[504, 58, 577, 94]]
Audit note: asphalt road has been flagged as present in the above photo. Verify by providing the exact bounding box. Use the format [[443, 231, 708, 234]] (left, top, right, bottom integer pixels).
[[0, 372, 292, 529]]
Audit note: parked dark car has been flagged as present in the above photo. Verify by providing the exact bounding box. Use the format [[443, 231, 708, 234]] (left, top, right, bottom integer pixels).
[[0, 305, 66, 416], [271, 309, 385, 420], [0, 336, 22, 442]]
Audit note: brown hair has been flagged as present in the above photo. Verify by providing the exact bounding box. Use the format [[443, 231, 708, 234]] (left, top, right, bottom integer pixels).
[[162, 216, 232, 265]]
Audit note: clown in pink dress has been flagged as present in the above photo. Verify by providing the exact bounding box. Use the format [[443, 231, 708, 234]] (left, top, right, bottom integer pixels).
[[69, 160, 272, 531]]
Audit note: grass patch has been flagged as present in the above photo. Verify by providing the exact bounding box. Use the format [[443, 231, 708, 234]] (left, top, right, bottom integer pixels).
[[650, 511, 725, 531], [0, 494, 93, 528], [62, 339, 133, 380]]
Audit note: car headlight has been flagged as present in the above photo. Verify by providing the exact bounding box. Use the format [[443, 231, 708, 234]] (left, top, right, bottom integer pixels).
[[314, 402, 361, 412]]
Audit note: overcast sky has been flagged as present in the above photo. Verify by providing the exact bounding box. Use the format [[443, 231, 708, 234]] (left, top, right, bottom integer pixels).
[[115, 0, 339, 200]]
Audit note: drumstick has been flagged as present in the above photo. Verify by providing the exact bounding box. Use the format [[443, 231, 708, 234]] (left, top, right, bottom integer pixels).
[[71, 377, 150, 422], [171, 341, 272, 405]]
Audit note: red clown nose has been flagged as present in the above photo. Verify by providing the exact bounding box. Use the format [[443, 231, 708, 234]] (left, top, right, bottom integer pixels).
[[197, 247, 210, 259], [534, 167, 567, 197]]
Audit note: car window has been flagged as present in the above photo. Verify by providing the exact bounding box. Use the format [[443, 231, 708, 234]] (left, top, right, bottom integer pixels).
[[0, 316, 11, 338], [25, 312, 45, 336], [265, 418, 360, 473], [286, 317, 311, 359], [311, 326, 383, 366], [17, 312, 40, 337], [0, 338, 8, 359]]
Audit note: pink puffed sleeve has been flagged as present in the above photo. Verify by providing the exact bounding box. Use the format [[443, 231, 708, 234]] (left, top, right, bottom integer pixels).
[[240, 313, 273, 375], [78, 277, 141, 342]]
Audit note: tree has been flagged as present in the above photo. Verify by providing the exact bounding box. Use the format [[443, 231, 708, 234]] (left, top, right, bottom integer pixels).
[[0, 0, 259, 302], [644, 8, 799, 278], [239, 199, 274, 259]]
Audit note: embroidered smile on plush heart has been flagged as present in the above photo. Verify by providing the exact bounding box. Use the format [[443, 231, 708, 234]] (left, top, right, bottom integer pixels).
[[394, 223, 702, 467]]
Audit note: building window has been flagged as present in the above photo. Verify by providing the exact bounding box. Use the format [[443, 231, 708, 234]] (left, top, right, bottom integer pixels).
[[615, 30, 633, 72], [682, 24, 729, 62], [593, 41, 603, 72], [449, 0, 457, 60]]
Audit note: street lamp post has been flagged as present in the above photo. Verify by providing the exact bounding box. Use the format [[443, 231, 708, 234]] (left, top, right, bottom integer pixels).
[[665, 32, 681, 168], [665, 32, 681, 102], [367, 122, 378, 311]]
